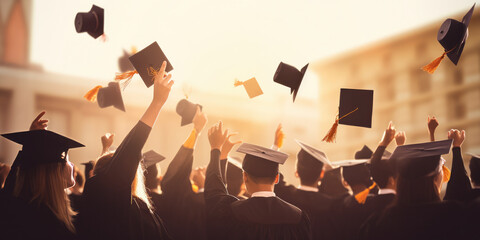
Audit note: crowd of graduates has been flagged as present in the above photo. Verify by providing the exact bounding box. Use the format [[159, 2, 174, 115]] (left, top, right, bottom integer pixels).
[[0, 62, 480, 240]]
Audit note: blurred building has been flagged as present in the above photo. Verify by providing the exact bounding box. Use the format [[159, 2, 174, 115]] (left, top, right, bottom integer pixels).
[[311, 11, 480, 166]]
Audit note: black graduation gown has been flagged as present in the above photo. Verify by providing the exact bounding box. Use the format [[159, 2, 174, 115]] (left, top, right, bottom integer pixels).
[[359, 201, 470, 240], [158, 146, 207, 240], [205, 149, 312, 240], [77, 121, 171, 240], [274, 174, 335, 240], [444, 147, 477, 202], [69, 193, 83, 213]]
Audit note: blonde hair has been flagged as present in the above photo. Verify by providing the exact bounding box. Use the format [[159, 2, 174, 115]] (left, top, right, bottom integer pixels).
[[13, 162, 76, 233], [94, 152, 153, 211]]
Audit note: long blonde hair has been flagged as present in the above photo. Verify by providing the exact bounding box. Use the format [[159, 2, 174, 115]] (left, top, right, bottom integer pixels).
[[13, 162, 76, 233], [95, 152, 153, 211]]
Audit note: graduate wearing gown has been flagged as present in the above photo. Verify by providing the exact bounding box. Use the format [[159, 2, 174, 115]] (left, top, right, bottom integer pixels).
[[77, 61, 174, 240], [158, 107, 208, 240], [204, 122, 311, 240]]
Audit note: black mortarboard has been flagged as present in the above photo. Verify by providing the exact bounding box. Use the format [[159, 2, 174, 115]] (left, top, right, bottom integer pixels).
[[273, 62, 308, 102], [118, 50, 135, 73], [129, 42, 173, 88], [390, 139, 452, 177], [74, 5, 104, 39], [438, 4, 475, 65], [339, 88, 374, 128], [97, 81, 125, 112], [234, 78, 263, 99], [142, 150, 166, 169], [334, 159, 372, 186], [355, 145, 374, 159], [295, 139, 332, 167], [176, 99, 202, 126], [2, 130, 84, 166], [237, 143, 288, 178]]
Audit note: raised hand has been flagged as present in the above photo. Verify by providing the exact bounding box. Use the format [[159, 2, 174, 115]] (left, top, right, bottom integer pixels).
[[152, 61, 174, 106], [379, 121, 396, 147], [428, 115, 439, 141], [395, 131, 406, 146], [273, 123, 285, 149], [192, 106, 208, 134], [191, 167, 206, 189], [220, 133, 242, 159], [448, 129, 465, 148], [101, 133, 115, 154], [30, 111, 48, 130], [208, 121, 229, 150]]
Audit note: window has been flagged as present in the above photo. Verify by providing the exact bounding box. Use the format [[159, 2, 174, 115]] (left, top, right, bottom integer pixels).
[[410, 70, 431, 93]]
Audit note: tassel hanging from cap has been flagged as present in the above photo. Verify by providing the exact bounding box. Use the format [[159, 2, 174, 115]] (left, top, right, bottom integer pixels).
[[84, 85, 102, 102], [322, 107, 358, 143], [422, 48, 455, 74], [354, 182, 377, 204], [442, 165, 451, 182], [115, 70, 138, 82], [234, 79, 243, 87]]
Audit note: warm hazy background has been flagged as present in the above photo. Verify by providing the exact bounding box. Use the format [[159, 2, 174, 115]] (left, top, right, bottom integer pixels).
[[1, 0, 479, 186]]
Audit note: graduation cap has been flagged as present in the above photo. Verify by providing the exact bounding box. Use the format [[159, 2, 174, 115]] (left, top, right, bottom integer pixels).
[[273, 62, 309, 102], [422, 4, 475, 74], [176, 99, 202, 126], [295, 139, 332, 168], [118, 49, 136, 73], [234, 78, 263, 99], [469, 153, 480, 184], [2, 130, 84, 166], [237, 143, 288, 178], [390, 139, 452, 177], [355, 145, 374, 160], [323, 88, 374, 143], [333, 159, 372, 187], [142, 150, 166, 169], [74, 5, 104, 39], [97, 82, 125, 112], [115, 42, 173, 88]]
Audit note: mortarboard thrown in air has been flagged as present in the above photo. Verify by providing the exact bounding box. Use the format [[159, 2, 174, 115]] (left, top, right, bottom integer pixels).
[[422, 4, 475, 74], [273, 62, 309, 102], [142, 150, 166, 169], [237, 143, 288, 178], [390, 139, 452, 177], [176, 99, 202, 126], [234, 77, 263, 99], [75, 5, 104, 39], [96, 82, 125, 112], [2, 130, 84, 167], [323, 88, 374, 143], [118, 47, 137, 73], [295, 139, 332, 171]]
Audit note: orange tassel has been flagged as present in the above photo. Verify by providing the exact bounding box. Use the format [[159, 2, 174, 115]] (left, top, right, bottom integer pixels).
[[354, 182, 376, 204], [322, 119, 339, 143], [422, 52, 447, 74], [234, 79, 243, 87], [84, 85, 102, 102], [442, 165, 451, 182], [115, 70, 138, 81]]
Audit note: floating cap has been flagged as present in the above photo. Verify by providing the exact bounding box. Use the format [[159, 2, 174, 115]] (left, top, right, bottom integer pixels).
[[273, 62, 309, 102], [128, 42, 173, 88], [237, 143, 288, 178], [2, 130, 84, 166], [97, 81, 125, 112], [118, 50, 135, 72], [422, 4, 475, 73], [176, 99, 202, 126], [323, 89, 374, 143], [74, 5, 104, 39], [234, 78, 263, 99], [355, 145, 374, 160], [390, 139, 452, 177], [142, 150, 166, 169]]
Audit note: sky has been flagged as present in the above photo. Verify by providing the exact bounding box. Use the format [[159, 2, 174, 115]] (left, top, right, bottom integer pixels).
[[30, 0, 477, 101]]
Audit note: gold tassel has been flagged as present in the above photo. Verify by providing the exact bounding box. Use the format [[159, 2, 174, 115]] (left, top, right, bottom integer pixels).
[[354, 182, 377, 204], [234, 79, 243, 87], [84, 85, 102, 102], [422, 52, 447, 74], [442, 165, 451, 182], [115, 70, 138, 81], [322, 119, 339, 143]]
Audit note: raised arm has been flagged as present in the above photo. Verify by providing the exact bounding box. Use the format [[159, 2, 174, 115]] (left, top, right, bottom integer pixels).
[[427, 116, 439, 142], [444, 129, 472, 201], [105, 61, 173, 188], [370, 122, 396, 184], [161, 108, 207, 195], [219, 132, 242, 184]]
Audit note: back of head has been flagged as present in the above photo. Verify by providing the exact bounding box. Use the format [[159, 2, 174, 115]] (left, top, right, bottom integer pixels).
[[470, 156, 480, 186], [93, 152, 114, 176], [296, 149, 324, 186], [372, 160, 395, 189], [318, 168, 349, 198], [342, 163, 372, 187]]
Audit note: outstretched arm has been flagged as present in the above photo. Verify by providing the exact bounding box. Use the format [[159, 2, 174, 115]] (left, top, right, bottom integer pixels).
[[444, 129, 472, 201]]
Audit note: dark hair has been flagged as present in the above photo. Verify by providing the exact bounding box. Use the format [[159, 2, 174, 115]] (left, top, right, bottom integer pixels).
[[342, 164, 372, 187], [296, 150, 324, 186], [469, 157, 480, 186], [394, 174, 440, 206], [246, 172, 277, 185], [372, 160, 395, 189]]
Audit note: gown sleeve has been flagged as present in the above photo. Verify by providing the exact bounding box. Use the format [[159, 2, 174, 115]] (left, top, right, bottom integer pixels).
[[444, 147, 473, 201], [160, 146, 194, 196]]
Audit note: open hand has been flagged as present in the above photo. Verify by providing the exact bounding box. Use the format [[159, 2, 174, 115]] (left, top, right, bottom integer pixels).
[[208, 121, 229, 150], [448, 129, 465, 148], [152, 61, 174, 106], [379, 121, 396, 147], [220, 133, 242, 159], [30, 111, 48, 130]]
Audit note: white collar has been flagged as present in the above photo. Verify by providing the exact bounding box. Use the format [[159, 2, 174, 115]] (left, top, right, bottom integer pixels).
[[197, 188, 204, 193], [251, 191, 276, 198], [298, 185, 319, 192], [378, 188, 396, 195]]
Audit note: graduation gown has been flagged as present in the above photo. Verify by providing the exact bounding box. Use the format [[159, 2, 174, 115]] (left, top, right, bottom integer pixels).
[[274, 174, 336, 240], [77, 121, 171, 240], [205, 149, 312, 240], [158, 146, 207, 240], [444, 147, 477, 202]]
